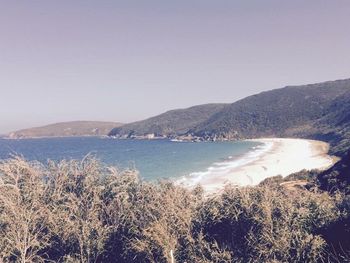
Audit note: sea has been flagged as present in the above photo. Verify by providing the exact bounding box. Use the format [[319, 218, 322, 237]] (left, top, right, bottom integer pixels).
[[0, 137, 266, 183]]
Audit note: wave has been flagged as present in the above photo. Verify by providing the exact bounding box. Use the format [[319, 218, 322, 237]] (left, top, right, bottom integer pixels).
[[176, 141, 273, 188]]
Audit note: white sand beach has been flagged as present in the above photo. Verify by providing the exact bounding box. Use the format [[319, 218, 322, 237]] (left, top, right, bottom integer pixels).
[[180, 138, 337, 193]]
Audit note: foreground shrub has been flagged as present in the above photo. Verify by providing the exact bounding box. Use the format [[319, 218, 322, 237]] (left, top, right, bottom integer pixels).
[[0, 157, 348, 262], [194, 185, 340, 262], [0, 158, 53, 262]]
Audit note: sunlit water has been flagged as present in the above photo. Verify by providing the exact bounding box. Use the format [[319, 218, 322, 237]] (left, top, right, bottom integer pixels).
[[0, 137, 262, 182]]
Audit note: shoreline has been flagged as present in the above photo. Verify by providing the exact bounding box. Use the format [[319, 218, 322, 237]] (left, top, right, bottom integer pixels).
[[178, 138, 337, 193], [0, 135, 111, 140]]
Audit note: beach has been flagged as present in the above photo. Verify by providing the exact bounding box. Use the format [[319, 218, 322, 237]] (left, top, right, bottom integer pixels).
[[180, 138, 337, 193]]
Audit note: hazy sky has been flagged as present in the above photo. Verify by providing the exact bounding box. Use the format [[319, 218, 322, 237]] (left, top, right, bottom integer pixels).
[[1, 0, 350, 133]]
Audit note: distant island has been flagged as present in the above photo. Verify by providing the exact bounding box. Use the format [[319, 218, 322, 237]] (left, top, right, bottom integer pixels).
[[7, 121, 123, 139]]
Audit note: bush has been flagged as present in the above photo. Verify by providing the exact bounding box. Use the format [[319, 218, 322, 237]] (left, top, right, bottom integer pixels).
[[194, 185, 340, 262], [0, 157, 348, 262]]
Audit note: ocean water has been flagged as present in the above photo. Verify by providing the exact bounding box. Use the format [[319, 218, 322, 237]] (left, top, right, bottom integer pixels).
[[0, 137, 263, 182]]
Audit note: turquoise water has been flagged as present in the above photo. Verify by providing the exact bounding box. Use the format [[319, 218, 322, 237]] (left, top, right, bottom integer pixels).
[[0, 137, 261, 181]]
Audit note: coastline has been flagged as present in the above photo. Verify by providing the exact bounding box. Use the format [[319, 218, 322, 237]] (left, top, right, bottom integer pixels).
[[1, 135, 109, 140], [178, 138, 337, 193]]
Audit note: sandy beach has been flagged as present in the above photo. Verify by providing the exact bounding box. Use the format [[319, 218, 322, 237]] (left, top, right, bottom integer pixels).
[[185, 138, 337, 193]]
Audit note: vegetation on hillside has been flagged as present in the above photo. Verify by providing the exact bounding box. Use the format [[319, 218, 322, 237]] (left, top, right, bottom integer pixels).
[[318, 150, 350, 194], [108, 104, 227, 138], [108, 78, 350, 157], [191, 79, 350, 154], [0, 157, 349, 262], [8, 121, 123, 139], [312, 88, 350, 157]]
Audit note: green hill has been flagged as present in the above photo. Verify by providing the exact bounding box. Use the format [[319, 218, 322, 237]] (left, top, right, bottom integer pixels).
[[108, 104, 227, 138], [191, 79, 350, 141], [109, 78, 350, 156], [8, 121, 123, 139]]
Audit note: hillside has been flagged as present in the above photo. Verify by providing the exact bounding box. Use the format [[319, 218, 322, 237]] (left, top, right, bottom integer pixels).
[[191, 79, 350, 139], [317, 149, 350, 194], [312, 88, 350, 156], [186, 79, 350, 155], [108, 104, 227, 138], [108, 78, 350, 155], [8, 121, 123, 138]]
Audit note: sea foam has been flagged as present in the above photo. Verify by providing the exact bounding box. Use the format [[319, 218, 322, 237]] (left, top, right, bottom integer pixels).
[[176, 141, 273, 188]]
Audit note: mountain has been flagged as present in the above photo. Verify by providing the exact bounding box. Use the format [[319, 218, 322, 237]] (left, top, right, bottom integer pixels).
[[8, 121, 123, 139], [108, 78, 350, 156], [189, 79, 350, 155], [108, 104, 227, 138], [191, 79, 350, 138]]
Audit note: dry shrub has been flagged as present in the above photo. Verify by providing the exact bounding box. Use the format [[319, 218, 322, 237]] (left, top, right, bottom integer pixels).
[[43, 158, 115, 262], [117, 182, 197, 262], [0, 157, 348, 262], [194, 185, 340, 262], [0, 157, 53, 262]]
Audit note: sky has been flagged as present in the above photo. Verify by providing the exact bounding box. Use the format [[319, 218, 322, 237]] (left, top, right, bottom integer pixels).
[[0, 0, 350, 133]]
